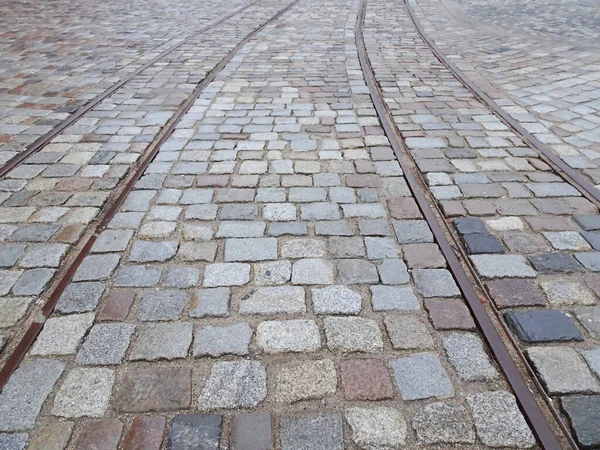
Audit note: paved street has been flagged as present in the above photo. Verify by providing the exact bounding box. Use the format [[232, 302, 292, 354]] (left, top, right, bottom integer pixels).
[[0, 0, 599, 448]]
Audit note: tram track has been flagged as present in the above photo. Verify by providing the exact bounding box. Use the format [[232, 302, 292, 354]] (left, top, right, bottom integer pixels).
[[0, 0, 260, 180], [0, 0, 301, 392], [355, 0, 571, 448]]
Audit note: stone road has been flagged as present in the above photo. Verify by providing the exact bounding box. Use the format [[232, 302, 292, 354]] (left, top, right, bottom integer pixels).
[[0, 0, 599, 448]]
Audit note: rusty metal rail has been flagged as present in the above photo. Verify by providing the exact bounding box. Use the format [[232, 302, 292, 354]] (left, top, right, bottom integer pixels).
[[355, 0, 566, 448], [0, 0, 301, 392]]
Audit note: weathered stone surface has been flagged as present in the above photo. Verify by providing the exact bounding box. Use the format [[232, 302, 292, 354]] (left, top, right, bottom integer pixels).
[[471, 254, 536, 278], [0, 359, 64, 431], [443, 333, 498, 381], [76, 323, 135, 365], [198, 361, 267, 409], [224, 238, 277, 262], [71, 419, 123, 450], [115, 367, 191, 412], [239, 286, 305, 314], [0, 297, 31, 328], [574, 305, 600, 337], [274, 360, 337, 403], [280, 414, 343, 450], [385, 315, 433, 349], [377, 258, 409, 284], [256, 320, 321, 353], [203, 263, 250, 287], [253, 260, 291, 285], [337, 259, 378, 284], [390, 353, 454, 400], [52, 368, 114, 418], [346, 407, 407, 449], [562, 395, 600, 449], [231, 413, 272, 450], [193, 323, 252, 357], [189, 288, 230, 317], [413, 402, 475, 444], [467, 391, 535, 448], [505, 310, 583, 342], [31, 313, 94, 356], [291, 259, 334, 284], [129, 323, 192, 361], [114, 265, 161, 287], [424, 299, 475, 330], [55, 281, 105, 313], [73, 254, 120, 281], [413, 269, 460, 297], [324, 317, 383, 353], [98, 290, 135, 321], [169, 415, 221, 450], [26, 422, 74, 450], [312, 285, 362, 314], [541, 280, 596, 306], [122, 416, 166, 450], [370, 285, 419, 311], [528, 347, 600, 394], [486, 279, 546, 308]]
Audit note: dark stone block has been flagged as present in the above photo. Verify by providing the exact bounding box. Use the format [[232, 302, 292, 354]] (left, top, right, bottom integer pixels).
[[486, 279, 546, 309], [231, 413, 272, 450], [170, 414, 222, 450], [562, 395, 600, 448], [505, 310, 583, 343], [528, 253, 583, 273], [574, 215, 600, 231], [453, 217, 487, 235], [582, 232, 600, 250], [463, 233, 504, 254]]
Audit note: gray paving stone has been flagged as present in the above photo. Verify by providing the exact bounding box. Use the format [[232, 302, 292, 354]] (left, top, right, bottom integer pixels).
[[328, 237, 365, 258], [256, 319, 321, 353], [268, 222, 308, 236], [129, 322, 192, 361], [0, 297, 32, 328], [470, 254, 536, 278], [562, 395, 600, 448], [292, 259, 334, 285], [378, 258, 409, 284], [91, 230, 134, 253], [526, 182, 580, 197], [220, 204, 258, 220], [528, 253, 583, 273], [0, 359, 64, 431], [76, 323, 135, 365], [358, 219, 390, 236], [280, 414, 343, 450], [541, 280, 596, 306], [443, 333, 498, 381], [371, 285, 420, 311], [122, 191, 155, 212], [216, 221, 265, 238], [240, 286, 306, 314], [274, 360, 337, 404], [337, 259, 378, 284], [300, 203, 340, 221], [55, 281, 105, 313], [170, 414, 221, 450], [178, 242, 217, 262], [31, 313, 94, 356], [8, 224, 60, 242], [198, 360, 266, 409], [114, 265, 161, 287], [179, 189, 213, 204], [385, 315, 433, 349], [129, 240, 178, 262], [108, 212, 144, 229], [253, 260, 291, 285], [575, 251, 600, 271], [0, 244, 25, 268], [51, 368, 114, 418], [312, 285, 362, 315], [224, 238, 277, 262], [203, 263, 250, 287], [73, 254, 120, 281], [231, 413, 272, 450], [413, 269, 460, 297], [544, 231, 590, 251], [194, 323, 252, 357], [346, 407, 407, 449], [289, 188, 327, 203], [505, 310, 583, 342], [528, 346, 600, 394], [454, 217, 487, 234], [138, 289, 188, 321], [582, 231, 600, 250], [392, 220, 434, 243], [0, 433, 27, 450], [574, 214, 600, 230], [189, 288, 230, 318], [162, 266, 200, 288], [574, 306, 600, 337], [467, 391, 535, 448], [412, 402, 475, 444], [12, 268, 54, 295], [463, 233, 504, 254], [342, 204, 387, 219], [390, 353, 454, 400], [583, 348, 600, 378], [364, 237, 399, 259], [324, 317, 383, 353], [185, 204, 218, 220]]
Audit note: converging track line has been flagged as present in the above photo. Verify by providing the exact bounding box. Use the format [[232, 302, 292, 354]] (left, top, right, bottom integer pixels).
[[0, 0, 260, 180], [355, 0, 564, 448], [0, 0, 301, 392]]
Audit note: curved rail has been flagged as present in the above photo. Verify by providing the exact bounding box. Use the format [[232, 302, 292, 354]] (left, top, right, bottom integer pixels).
[[355, 0, 565, 448]]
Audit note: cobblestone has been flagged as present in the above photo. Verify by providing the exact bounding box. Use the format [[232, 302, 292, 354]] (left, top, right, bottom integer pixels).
[[274, 360, 337, 403]]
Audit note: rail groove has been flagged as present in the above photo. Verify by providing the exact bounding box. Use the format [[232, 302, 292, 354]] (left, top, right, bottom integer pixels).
[[0, 0, 301, 392], [355, 0, 565, 448], [0, 0, 260, 180]]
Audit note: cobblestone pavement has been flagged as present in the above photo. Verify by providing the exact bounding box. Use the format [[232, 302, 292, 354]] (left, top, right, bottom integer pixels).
[[1, 0, 600, 448], [0, 0, 247, 164], [408, 0, 600, 189], [364, 0, 600, 446]]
